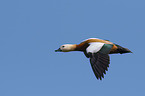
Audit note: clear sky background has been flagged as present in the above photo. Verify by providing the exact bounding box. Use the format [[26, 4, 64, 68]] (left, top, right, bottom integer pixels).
[[0, 0, 145, 96]]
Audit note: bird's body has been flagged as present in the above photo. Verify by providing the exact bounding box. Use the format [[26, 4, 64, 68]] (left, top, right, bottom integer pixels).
[[55, 38, 132, 80]]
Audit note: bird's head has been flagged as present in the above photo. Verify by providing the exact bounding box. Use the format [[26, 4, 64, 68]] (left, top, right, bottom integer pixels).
[[55, 44, 76, 52]]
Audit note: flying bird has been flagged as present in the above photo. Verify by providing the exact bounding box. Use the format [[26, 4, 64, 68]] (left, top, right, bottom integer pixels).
[[55, 38, 132, 80]]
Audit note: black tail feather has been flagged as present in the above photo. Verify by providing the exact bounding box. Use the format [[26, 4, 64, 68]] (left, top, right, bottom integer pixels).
[[115, 44, 132, 54]]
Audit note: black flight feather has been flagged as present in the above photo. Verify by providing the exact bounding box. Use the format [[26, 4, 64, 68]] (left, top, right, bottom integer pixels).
[[89, 53, 110, 80]]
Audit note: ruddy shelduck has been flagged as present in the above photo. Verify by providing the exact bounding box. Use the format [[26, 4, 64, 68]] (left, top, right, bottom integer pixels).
[[55, 38, 132, 80]]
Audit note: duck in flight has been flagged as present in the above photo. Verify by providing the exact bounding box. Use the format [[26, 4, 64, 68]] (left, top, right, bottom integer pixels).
[[55, 38, 132, 80]]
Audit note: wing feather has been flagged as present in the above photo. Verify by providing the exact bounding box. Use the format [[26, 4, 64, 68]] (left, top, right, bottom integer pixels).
[[89, 53, 110, 80], [84, 42, 113, 80]]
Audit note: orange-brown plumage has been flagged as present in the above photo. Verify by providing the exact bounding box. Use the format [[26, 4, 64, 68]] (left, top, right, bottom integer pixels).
[[55, 38, 132, 80], [76, 38, 118, 54]]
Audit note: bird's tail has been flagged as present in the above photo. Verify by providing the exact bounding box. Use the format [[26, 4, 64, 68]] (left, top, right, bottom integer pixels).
[[115, 44, 132, 54]]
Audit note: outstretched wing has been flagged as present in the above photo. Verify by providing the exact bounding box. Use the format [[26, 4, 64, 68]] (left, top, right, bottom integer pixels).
[[89, 53, 110, 80], [85, 42, 113, 80]]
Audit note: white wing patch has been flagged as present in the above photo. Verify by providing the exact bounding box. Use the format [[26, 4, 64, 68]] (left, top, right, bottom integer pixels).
[[86, 42, 104, 53]]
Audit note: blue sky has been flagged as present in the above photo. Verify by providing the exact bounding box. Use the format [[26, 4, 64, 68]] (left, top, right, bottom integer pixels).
[[0, 0, 145, 96]]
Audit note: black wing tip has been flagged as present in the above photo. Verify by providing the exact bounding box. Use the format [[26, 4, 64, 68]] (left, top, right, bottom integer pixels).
[[94, 67, 108, 80], [95, 72, 107, 80], [94, 63, 111, 80]]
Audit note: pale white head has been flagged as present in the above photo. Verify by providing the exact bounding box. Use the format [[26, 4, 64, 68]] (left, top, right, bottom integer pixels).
[[55, 44, 76, 52]]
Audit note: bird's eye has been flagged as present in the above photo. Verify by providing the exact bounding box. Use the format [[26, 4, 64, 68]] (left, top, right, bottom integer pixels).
[[62, 46, 65, 48]]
